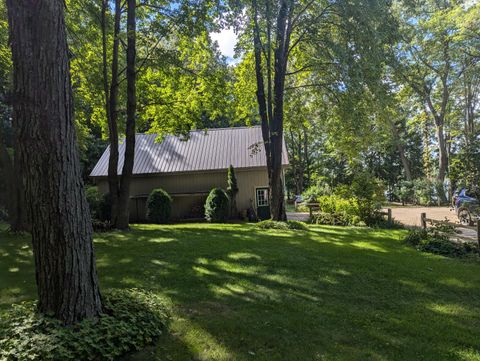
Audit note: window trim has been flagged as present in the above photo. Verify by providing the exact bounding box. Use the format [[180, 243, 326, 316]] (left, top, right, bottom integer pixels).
[[255, 186, 269, 207]]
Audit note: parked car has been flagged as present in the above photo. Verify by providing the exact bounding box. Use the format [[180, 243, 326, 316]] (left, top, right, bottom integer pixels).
[[453, 188, 479, 226]]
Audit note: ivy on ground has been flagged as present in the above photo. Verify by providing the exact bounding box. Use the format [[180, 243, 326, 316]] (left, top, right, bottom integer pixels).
[[0, 289, 170, 361]]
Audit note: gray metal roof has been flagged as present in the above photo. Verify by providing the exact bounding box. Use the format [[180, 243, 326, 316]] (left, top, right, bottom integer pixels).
[[90, 126, 289, 177]]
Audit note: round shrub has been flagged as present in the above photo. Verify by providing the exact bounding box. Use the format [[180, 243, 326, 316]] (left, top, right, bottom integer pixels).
[[147, 188, 172, 224], [205, 188, 229, 222], [85, 186, 102, 220], [98, 192, 112, 222], [0, 289, 170, 361]]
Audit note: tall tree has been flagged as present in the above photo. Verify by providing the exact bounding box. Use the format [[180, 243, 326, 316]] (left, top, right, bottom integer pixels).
[[6, 0, 102, 324], [115, 0, 137, 228], [251, 0, 297, 221], [107, 0, 122, 227]]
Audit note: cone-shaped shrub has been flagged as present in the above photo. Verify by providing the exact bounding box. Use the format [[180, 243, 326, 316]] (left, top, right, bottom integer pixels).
[[205, 188, 229, 222], [147, 188, 172, 223]]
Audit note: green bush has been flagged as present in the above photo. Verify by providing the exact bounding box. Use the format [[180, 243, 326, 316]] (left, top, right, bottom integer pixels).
[[98, 193, 112, 222], [395, 180, 415, 204], [403, 224, 478, 258], [412, 178, 444, 206], [205, 188, 230, 223], [257, 220, 309, 231], [0, 289, 170, 361], [85, 186, 102, 220], [312, 212, 362, 226], [85, 187, 111, 222], [147, 188, 172, 224], [301, 178, 333, 201], [313, 195, 361, 226], [350, 172, 385, 226], [404, 229, 429, 246]]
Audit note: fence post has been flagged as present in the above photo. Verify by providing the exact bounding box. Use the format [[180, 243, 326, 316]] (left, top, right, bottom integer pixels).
[[477, 221, 480, 251], [387, 208, 392, 223], [420, 212, 427, 230]]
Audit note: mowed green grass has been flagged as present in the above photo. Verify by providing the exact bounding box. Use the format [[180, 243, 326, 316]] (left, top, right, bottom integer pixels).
[[1, 223, 480, 361]]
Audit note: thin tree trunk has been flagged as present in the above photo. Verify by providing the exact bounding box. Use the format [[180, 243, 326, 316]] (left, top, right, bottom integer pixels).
[[302, 126, 311, 187], [6, 0, 102, 324], [435, 123, 448, 203], [115, 0, 137, 229], [101, 0, 110, 127], [108, 0, 121, 225]]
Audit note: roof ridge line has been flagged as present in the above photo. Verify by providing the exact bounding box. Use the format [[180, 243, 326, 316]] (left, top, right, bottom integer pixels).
[[135, 126, 261, 136]]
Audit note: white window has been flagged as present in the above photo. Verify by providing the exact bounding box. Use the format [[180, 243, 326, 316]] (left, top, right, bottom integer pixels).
[[256, 188, 269, 207]]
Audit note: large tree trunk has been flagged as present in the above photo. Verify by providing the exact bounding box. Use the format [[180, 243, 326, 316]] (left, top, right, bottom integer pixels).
[[6, 0, 102, 324], [115, 0, 137, 229], [252, 0, 291, 221], [108, 0, 121, 226]]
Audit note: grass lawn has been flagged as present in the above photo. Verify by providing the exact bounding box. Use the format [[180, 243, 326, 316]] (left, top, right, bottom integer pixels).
[[1, 222, 480, 360]]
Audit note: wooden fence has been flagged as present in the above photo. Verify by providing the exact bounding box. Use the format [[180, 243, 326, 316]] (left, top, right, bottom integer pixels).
[[420, 212, 480, 247]]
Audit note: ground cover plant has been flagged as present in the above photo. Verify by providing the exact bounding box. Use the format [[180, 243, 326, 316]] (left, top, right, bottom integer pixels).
[[404, 222, 479, 259], [257, 220, 308, 230], [1, 222, 480, 360], [0, 289, 169, 361]]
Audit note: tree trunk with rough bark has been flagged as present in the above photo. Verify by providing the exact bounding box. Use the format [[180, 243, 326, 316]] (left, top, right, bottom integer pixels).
[[115, 0, 137, 229], [252, 0, 292, 221], [6, 0, 102, 324], [108, 0, 121, 226]]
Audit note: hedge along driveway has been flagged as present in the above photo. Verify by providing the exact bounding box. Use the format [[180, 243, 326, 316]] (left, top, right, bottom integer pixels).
[[1, 223, 480, 360]]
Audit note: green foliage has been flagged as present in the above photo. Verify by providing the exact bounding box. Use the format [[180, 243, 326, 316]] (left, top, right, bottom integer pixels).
[[312, 173, 386, 227], [147, 189, 172, 224], [312, 212, 361, 227], [302, 179, 333, 201], [98, 193, 112, 222], [396, 181, 415, 204], [403, 229, 429, 246], [313, 196, 361, 226], [205, 188, 229, 223], [412, 178, 441, 206], [226, 165, 239, 198], [257, 220, 308, 231], [85, 186, 102, 220], [227, 165, 239, 217], [0, 289, 169, 361], [86, 187, 111, 222], [404, 222, 478, 258], [86, 187, 113, 231], [350, 172, 385, 225]]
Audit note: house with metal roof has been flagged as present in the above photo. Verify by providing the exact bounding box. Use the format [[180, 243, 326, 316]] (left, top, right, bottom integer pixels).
[[90, 126, 289, 221]]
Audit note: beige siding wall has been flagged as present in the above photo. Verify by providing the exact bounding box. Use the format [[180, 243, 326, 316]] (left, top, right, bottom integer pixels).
[[95, 168, 270, 220]]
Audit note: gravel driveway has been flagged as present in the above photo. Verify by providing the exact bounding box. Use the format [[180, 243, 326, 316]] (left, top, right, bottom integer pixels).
[[386, 206, 457, 227]]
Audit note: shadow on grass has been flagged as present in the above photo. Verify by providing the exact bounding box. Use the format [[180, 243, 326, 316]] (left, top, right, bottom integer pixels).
[[93, 224, 480, 361], [1, 223, 480, 360]]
